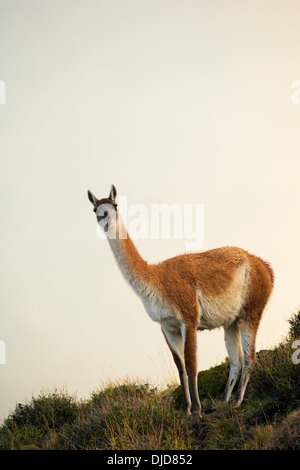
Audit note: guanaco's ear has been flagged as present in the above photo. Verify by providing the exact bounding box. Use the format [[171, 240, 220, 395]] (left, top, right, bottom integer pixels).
[[109, 184, 117, 202], [87, 190, 98, 206]]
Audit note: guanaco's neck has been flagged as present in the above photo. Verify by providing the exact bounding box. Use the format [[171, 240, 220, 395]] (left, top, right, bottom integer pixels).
[[107, 216, 154, 299]]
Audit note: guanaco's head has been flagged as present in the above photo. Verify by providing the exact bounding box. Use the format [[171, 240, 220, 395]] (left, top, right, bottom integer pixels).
[[87, 184, 118, 235]]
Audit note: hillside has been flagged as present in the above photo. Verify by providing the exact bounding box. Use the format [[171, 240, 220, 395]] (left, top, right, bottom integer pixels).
[[1, 312, 299, 450]]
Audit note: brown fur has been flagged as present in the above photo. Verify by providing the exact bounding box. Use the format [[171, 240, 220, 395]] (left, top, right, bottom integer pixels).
[[150, 247, 274, 328]]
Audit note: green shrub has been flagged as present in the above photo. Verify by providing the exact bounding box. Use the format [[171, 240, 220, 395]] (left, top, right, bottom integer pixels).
[[0, 391, 79, 449], [249, 341, 300, 412], [287, 309, 300, 340], [58, 381, 197, 450]]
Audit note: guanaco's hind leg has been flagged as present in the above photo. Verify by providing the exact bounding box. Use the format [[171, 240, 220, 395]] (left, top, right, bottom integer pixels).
[[222, 321, 243, 402], [232, 319, 257, 407]]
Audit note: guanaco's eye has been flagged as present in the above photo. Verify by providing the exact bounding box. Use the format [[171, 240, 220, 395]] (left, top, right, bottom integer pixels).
[[104, 211, 108, 217]]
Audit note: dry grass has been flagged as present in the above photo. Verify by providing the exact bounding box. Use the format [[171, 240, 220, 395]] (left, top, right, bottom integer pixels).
[[263, 409, 300, 450]]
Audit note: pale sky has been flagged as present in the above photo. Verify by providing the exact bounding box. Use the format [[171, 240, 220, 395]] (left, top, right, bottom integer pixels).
[[1, 0, 300, 421]]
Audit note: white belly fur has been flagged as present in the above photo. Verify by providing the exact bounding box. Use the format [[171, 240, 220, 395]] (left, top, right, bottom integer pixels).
[[197, 263, 250, 330]]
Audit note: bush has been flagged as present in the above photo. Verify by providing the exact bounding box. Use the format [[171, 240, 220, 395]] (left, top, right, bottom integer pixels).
[[249, 341, 300, 412], [288, 309, 300, 340], [0, 391, 79, 449], [4, 392, 79, 430], [58, 381, 196, 450], [263, 409, 300, 450]]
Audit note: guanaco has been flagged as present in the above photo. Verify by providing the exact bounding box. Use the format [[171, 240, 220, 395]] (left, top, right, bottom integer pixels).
[[88, 185, 274, 416]]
